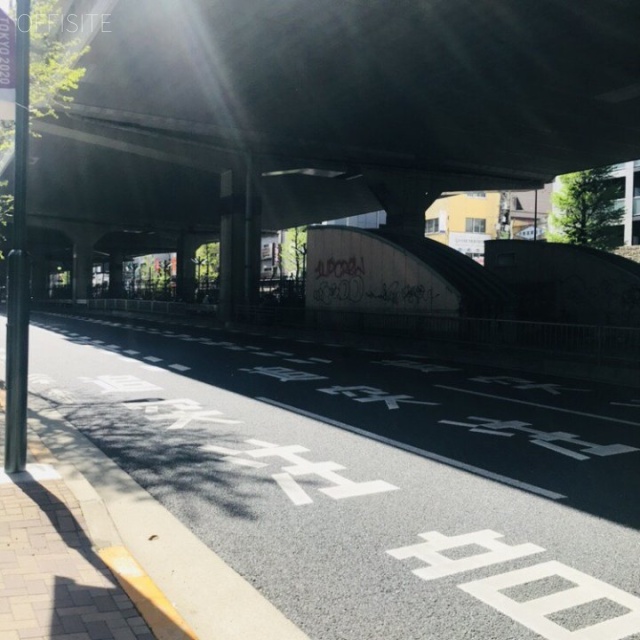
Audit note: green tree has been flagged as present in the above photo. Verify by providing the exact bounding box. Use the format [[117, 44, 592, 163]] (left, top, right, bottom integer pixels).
[[280, 226, 307, 279], [195, 242, 220, 287], [549, 166, 624, 250], [0, 0, 88, 254]]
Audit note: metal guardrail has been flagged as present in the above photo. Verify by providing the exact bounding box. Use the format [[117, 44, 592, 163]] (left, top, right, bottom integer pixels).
[[235, 306, 640, 364], [34, 299, 640, 364]]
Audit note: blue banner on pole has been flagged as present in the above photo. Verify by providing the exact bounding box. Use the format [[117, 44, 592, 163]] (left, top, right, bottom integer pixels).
[[0, 6, 16, 120]]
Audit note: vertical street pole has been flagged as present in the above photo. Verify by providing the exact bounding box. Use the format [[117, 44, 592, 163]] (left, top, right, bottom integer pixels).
[[244, 152, 253, 306], [4, 0, 31, 473], [533, 189, 538, 242]]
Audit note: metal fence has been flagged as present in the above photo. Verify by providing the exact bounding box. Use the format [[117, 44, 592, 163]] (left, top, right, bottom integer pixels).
[[235, 306, 640, 364], [36, 298, 640, 364]]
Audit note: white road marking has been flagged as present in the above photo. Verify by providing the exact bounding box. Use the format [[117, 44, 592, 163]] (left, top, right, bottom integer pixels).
[[144, 356, 163, 363], [435, 385, 640, 427], [387, 530, 543, 581], [200, 445, 242, 456], [611, 400, 640, 408], [124, 350, 140, 356], [256, 398, 566, 500], [460, 560, 640, 640], [169, 364, 191, 372], [309, 357, 332, 363], [80, 375, 162, 393], [273, 351, 294, 356], [224, 457, 269, 469], [272, 473, 314, 505]]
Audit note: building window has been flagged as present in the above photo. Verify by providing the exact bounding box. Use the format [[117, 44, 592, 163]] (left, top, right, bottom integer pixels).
[[465, 218, 486, 233], [425, 218, 440, 234]]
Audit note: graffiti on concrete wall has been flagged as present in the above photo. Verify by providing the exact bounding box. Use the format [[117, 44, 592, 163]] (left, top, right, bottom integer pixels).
[[312, 256, 365, 306], [313, 279, 365, 306], [314, 257, 365, 280], [365, 282, 440, 308]]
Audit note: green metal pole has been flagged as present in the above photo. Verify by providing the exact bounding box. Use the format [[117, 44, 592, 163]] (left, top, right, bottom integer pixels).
[[5, 0, 31, 474]]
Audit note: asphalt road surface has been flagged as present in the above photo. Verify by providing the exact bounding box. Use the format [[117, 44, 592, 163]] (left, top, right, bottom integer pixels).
[[8, 310, 640, 640]]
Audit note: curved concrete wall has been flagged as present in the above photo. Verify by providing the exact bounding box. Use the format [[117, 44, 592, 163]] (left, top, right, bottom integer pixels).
[[485, 240, 640, 327], [306, 227, 461, 315]]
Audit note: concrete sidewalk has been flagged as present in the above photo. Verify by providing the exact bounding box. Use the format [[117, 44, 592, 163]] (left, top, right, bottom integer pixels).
[[0, 392, 311, 640]]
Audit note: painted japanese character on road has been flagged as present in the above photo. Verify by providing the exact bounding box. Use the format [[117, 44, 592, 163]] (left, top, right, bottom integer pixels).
[[469, 376, 588, 395], [317, 385, 439, 410], [126, 398, 242, 430], [439, 415, 638, 460], [239, 366, 328, 383], [201, 438, 398, 505]]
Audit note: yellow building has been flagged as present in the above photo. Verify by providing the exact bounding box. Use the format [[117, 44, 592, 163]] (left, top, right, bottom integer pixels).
[[424, 192, 502, 263]]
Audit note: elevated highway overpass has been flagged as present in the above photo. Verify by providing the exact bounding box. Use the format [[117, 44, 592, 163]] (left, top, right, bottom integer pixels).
[[5, 0, 640, 309]]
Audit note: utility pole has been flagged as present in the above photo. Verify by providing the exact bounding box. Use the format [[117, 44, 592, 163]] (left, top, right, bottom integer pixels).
[[5, 0, 31, 473]]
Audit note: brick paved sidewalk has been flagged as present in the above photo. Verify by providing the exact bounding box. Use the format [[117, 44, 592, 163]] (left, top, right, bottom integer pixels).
[[0, 474, 156, 640]]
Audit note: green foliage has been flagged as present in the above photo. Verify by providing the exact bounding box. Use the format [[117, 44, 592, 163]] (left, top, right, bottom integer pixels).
[[279, 226, 307, 278], [0, 0, 88, 250], [550, 166, 624, 250], [195, 242, 220, 285]]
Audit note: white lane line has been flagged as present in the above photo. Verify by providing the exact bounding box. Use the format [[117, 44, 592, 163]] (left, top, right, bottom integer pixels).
[[169, 364, 191, 372], [272, 473, 314, 505], [124, 350, 140, 356], [323, 343, 343, 348], [399, 354, 428, 359], [144, 356, 163, 363], [256, 397, 566, 501], [435, 385, 640, 427], [296, 339, 313, 343], [360, 348, 383, 353], [309, 357, 332, 364], [273, 351, 294, 356]]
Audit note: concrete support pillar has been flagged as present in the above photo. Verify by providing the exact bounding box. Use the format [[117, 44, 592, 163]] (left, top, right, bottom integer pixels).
[[30, 257, 50, 301], [364, 170, 441, 236], [72, 239, 95, 302], [623, 161, 634, 246], [108, 249, 125, 298], [219, 162, 262, 321]]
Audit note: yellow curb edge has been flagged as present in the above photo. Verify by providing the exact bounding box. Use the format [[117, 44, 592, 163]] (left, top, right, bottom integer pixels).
[[99, 546, 200, 640]]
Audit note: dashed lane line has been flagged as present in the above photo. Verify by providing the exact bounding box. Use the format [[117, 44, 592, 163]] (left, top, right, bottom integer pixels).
[[169, 364, 191, 372]]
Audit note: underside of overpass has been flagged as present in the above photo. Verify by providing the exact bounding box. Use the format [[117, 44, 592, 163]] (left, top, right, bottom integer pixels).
[[3, 0, 640, 312]]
